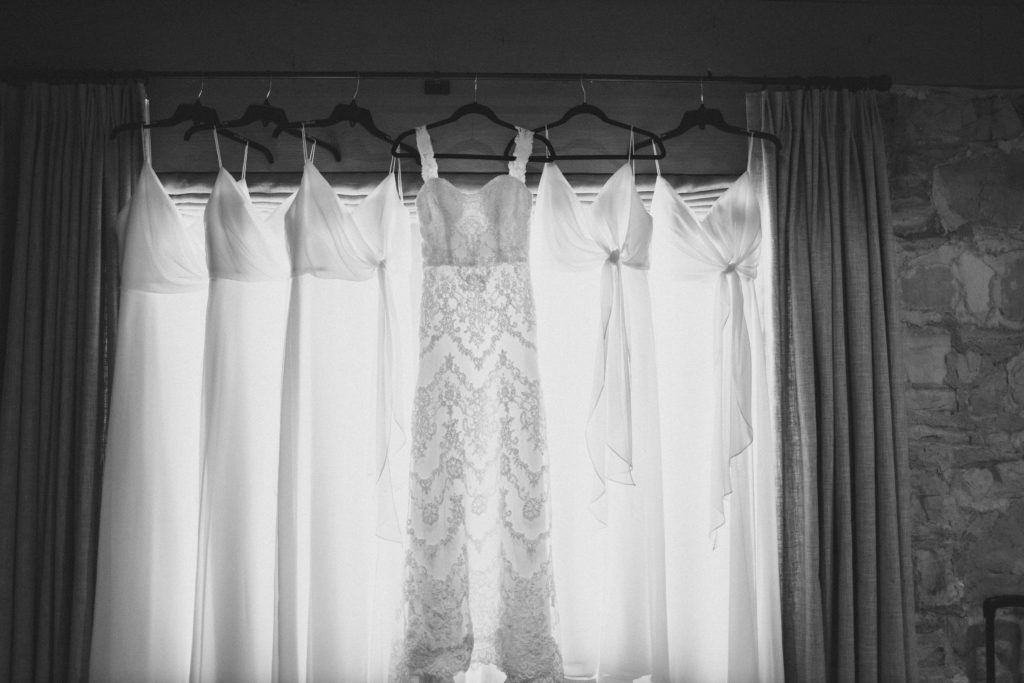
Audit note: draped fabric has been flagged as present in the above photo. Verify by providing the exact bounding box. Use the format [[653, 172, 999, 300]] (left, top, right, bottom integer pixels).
[[190, 165, 294, 682], [649, 139, 783, 682], [533, 161, 669, 681], [0, 82, 140, 683], [756, 89, 917, 682], [274, 156, 410, 682], [91, 138, 208, 681]]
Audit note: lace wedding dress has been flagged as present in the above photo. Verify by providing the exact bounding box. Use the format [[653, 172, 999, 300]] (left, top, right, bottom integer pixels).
[[391, 126, 563, 682]]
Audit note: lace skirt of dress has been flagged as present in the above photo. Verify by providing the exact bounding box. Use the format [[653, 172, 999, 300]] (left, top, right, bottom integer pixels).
[[392, 262, 563, 683]]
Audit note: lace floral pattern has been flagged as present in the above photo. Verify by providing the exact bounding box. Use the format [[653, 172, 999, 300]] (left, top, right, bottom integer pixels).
[[394, 264, 562, 683], [419, 264, 537, 370], [418, 179, 533, 267], [395, 128, 561, 682]]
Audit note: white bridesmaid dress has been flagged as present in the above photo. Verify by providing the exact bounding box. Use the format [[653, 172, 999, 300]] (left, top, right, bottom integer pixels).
[[190, 135, 294, 683], [91, 124, 208, 682], [274, 138, 411, 682], [532, 149, 669, 682]]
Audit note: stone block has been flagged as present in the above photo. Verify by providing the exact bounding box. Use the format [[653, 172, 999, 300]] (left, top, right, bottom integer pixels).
[[910, 424, 972, 443], [910, 93, 976, 143], [904, 328, 952, 385], [969, 371, 1010, 416], [909, 387, 958, 412], [1009, 351, 1024, 407], [903, 264, 955, 312], [916, 629, 946, 669], [932, 149, 1024, 231], [950, 350, 983, 387], [921, 494, 963, 531], [953, 252, 994, 322], [954, 444, 1019, 466], [1000, 255, 1024, 321], [958, 467, 995, 498], [914, 469, 950, 496], [917, 548, 949, 595], [912, 442, 955, 469], [995, 460, 1024, 491], [968, 95, 1024, 141], [891, 195, 937, 237]]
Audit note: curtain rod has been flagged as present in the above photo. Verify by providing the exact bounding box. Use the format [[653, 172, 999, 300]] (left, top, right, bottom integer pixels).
[[0, 69, 893, 91]]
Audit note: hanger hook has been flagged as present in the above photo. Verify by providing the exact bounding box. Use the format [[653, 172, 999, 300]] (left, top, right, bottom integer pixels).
[[351, 74, 360, 103], [580, 78, 587, 104], [474, 74, 478, 102], [265, 78, 273, 101], [196, 78, 205, 101]]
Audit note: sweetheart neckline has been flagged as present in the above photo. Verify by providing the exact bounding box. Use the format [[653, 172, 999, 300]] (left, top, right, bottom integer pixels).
[[421, 173, 526, 199]]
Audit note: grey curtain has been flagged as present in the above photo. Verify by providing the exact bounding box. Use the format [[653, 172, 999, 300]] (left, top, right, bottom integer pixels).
[[754, 89, 917, 682], [0, 81, 140, 683]]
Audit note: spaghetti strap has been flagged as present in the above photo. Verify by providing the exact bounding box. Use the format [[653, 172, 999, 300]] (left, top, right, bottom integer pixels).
[[141, 95, 152, 165], [388, 155, 404, 202], [416, 126, 438, 181], [212, 127, 223, 168], [508, 127, 533, 181], [628, 126, 636, 177], [241, 141, 249, 182], [300, 123, 309, 164], [745, 132, 756, 175]]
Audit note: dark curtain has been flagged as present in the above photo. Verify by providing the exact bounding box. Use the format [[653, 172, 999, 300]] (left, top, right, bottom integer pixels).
[[0, 81, 141, 683], [756, 89, 917, 682]]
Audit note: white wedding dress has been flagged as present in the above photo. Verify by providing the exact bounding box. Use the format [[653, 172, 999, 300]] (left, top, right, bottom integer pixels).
[[391, 127, 563, 682], [91, 125, 208, 683]]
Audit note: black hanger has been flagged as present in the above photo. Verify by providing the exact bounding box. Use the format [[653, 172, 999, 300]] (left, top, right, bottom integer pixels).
[[109, 87, 275, 163], [390, 79, 555, 163], [275, 78, 415, 157], [502, 81, 665, 161], [183, 82, 341, 161], [659, 77, 781, 149]]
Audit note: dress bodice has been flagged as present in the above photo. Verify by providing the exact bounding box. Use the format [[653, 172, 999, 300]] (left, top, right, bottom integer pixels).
[[205, 168, 292, 281], [414, 126, 534, 267], [118, 163, 208, 292]]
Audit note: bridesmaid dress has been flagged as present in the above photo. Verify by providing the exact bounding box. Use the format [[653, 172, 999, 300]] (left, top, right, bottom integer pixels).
[[90, 120, 208, 682], [274, 137, 411, 682], [190, 134, 294, 683], [531, 142, 669, 682]]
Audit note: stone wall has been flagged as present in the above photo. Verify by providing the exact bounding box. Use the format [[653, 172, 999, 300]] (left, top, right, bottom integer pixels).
[[884, 85, 1024, 682]]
